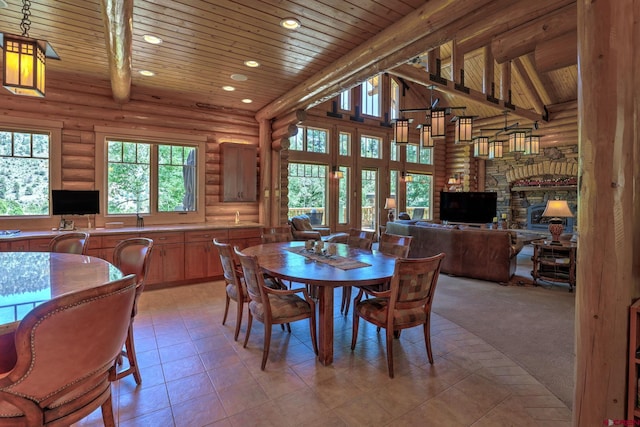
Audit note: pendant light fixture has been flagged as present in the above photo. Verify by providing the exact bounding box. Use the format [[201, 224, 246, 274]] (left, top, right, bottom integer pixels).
[[393, 118, 409, 145], [472, 136, 489, 157], [419, 123, 433, 147], [488, 140, 504, 159], [1, 0, 60, 97], [454, 116, 474, 144]]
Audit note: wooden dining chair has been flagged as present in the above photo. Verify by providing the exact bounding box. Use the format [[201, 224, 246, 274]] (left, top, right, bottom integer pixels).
[[340, 228, 376, 314], [351, 253, 445, 378], [48, 231, 90, 255], [0, 274, 137, 427], [110, 238, 154, 385], [378, 232, 413, 258], [261, 225, 293, 243], [235, 247, 318, 370], [214, 238, 248, 341]]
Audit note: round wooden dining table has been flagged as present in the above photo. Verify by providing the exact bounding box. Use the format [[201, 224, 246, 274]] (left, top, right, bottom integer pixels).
[[0, 252, 123, 370], [242, 241, 397, 366]]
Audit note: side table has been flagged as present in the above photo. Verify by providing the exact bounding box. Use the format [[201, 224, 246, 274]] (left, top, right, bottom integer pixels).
[[531, 240, 577, 292]]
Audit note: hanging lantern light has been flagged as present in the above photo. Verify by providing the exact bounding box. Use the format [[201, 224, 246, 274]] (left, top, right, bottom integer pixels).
[[525, 135, 541, 155], [1, 0, 59, 97], [473, 136, 489, 157], [455, 116, 473, 144], [419, 123, 433, 147], [508, 130, 527, 152], [489, 141, 503, 159], [430, 109, 446, 138], [393, 118, 409, 145]]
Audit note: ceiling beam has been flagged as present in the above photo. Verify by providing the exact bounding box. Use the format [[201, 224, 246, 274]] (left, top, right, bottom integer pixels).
[[255, 0, 503, 122], [100, 0, 133, 104], [518, 55, 553, 105], [535, 31, 578, 73], [513, 58, 546, 115], [491, 3, 576, 64], [389, 64, 544, 123]]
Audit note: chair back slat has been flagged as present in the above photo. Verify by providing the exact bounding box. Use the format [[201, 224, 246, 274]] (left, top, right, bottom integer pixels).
[[213, 238, 241, 286], [390, 253, 445, 311], [378, 233, 412, 258], [235, 248, 267, 307], [347, 228, 375, 250]]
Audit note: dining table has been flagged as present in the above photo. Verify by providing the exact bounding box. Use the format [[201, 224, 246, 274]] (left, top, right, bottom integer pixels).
[[242, 241, 397, 366], [0, 251, 123, 370]]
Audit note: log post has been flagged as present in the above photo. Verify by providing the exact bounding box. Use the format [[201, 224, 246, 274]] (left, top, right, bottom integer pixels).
[[500, 61, 511, 104], [574, 1, 640, 425], [535, 31, 578, 73], [427, 48, 440, 75], [482, 46, 494, 96], [99, 0, 133, 103], [258, 119, 272, 226]]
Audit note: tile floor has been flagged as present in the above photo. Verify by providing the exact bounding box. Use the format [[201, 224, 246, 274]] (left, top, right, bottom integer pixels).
[[75, 281, 572, 427]]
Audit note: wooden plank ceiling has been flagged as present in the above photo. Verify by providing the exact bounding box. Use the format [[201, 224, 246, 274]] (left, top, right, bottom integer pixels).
[[0, 0, 577, 123]]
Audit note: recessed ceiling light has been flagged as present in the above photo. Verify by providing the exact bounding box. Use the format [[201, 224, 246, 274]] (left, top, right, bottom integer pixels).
[[143, 34, 163, 45], [244, 60, 260, 68], [242, 99, 253, 104], [139, 70, 155, 76], [231, 74, 247, 81], [280, 17, 300, 30], [222, 85, 235, 91]]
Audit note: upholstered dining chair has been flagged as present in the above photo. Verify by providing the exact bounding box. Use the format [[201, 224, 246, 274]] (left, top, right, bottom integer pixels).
[[0, 274, 137, 427], [235, 247, 318, 370], [261, 225, 293, 243], [111, 238, 154, 385], [351, 253, 445, 378], [214, 238, 248, 341], [378, 232, 413, 258], [48, 231, 90, 255], [340, 228, 376, 314]]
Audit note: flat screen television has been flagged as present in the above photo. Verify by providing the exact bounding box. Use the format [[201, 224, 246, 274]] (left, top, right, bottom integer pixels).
[[440, 191, 497, 224], [51, 190, 100, 216]]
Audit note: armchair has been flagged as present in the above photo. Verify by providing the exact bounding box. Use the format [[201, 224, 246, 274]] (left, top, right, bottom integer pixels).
[[288, 214, 348, 243]]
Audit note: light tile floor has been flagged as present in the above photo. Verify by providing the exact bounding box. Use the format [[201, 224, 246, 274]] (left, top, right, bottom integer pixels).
[[75, 281, 572, 427]]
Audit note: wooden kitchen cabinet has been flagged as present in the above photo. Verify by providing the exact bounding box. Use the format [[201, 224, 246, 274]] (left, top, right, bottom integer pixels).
[[228, 227, 261, 250], [139, 232, 185, 285], [184, 230, 227, 280], [221, 143, 257, 202]]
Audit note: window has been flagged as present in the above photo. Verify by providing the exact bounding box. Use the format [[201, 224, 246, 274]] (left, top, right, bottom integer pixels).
[[337, 166, 349, 224], [360, 135, 382, 159], [340, 89, 350, 111], [390, 79, 400, 120], [107, 140, 198, 215], [361, 75, 380, 117], [390, 140, 399, 162], [406, 144, 418, 163], [339, 132, 351, 156], [406, 173, 432, 220], [288, 163, 327, 226], [361, 169, 378, 231], [289, 127, 328, 153], [0, 129, 51, 216]]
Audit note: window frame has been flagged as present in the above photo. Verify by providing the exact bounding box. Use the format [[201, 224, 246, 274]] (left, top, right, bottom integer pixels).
[[95, 126, 206, 225], [0, 117, 62, 230]]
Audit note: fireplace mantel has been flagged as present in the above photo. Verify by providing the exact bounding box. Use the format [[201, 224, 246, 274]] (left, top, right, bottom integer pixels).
[[512, 185, 577, 192]]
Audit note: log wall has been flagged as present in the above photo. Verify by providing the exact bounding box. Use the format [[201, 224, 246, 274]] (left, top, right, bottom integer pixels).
[[0, 74, 261, 227]]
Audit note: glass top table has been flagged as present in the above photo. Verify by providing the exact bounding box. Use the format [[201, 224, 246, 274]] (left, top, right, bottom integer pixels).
[[0, 252, 123, 332]]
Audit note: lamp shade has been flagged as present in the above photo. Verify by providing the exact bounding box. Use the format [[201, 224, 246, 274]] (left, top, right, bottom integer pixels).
[[473, 136, 489, 157], [430, 109, 446, 138], [420, 124, 433, 147], [384, 197, 396, 209], [394, 119, 409, 144], [525, 135, 540, 155], [2, 33, 46, 97], [455, 116, 473, 143], [489, 141, 503, 159], [508, 130, 527, 152], [542, 200, 573, 218]]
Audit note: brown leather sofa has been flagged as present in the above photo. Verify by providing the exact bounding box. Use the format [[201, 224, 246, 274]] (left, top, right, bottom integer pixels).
[[288, 215, 348, 243], [386, 221, 523, 283]]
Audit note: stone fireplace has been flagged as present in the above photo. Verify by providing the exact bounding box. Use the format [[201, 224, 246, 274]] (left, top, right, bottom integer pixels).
[[527, 203, 575, 233]]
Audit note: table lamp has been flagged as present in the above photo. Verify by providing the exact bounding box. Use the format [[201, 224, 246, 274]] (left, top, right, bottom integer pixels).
[[541, 200, 573, 245], [384, 197, 396, 222]]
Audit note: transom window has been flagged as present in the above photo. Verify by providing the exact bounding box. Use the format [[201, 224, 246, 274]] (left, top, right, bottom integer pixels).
[[407, 144, 433, 165], [360, 135, 382, 159], [361, 75, 380, 117], [390, 79, 400, 120], [290, 127, 328, 153], [340, 89, 351, 111], [0, 129, 50, 216], [107, 139, 197, 215]]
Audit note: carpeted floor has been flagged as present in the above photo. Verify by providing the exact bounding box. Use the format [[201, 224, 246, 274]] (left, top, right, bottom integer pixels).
[[431, 245, 576, 407]]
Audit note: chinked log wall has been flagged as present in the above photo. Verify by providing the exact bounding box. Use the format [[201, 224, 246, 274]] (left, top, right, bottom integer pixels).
[[0, 74, 261, 225]]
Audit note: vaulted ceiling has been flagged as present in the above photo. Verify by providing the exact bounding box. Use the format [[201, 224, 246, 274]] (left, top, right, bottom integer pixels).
[[0, 0, 577, 124]]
